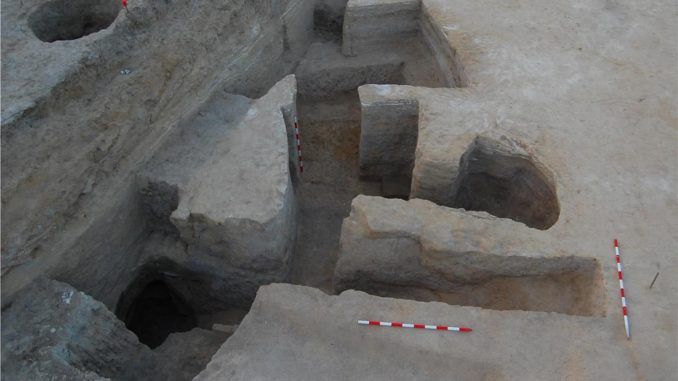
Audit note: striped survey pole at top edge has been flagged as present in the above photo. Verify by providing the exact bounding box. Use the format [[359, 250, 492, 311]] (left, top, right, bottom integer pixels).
[[358, 320, 472, 332], [293, 115, 304, 173], [614, 239, 630, 339]]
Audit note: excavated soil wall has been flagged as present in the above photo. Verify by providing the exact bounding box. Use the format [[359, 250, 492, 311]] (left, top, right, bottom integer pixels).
[[1, 0, 314, 307]]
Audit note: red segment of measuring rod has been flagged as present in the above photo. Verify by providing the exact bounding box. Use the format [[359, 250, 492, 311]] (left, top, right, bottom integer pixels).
[[614, 239, 630, 339], [293, 117, 304, 173], [358, 320, 472, 333]]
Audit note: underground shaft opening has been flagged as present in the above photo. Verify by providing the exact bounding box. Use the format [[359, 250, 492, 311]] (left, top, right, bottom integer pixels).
[[122, 280, 197, 349]]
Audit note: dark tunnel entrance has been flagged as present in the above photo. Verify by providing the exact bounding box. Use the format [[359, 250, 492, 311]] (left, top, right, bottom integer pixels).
[[122, 280, 197, 348]]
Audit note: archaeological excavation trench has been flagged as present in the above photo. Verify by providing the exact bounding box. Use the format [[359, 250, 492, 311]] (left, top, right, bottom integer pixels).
[[290, 9, 453, 290], [0, 0, 614, 379], [122, 1, 462, 346]]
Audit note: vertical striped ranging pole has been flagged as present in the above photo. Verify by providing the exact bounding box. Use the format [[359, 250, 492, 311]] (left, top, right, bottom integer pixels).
[[614, 239, 630, 339], [294, 116, 304, 173], [358, 320, 472, 332]]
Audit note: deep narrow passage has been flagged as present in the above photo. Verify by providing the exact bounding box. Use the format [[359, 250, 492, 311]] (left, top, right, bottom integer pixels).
[[290, 91, 381, 291], [289, 7, 454, 291]]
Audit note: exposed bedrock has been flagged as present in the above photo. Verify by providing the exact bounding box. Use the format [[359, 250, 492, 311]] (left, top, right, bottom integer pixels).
[[334, 195, 605, 316]]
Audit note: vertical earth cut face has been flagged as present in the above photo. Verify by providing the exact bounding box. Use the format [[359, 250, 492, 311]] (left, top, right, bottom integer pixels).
[[358, 97, 419, 195], [289, 0, 461, 291], [342, 0, 467, 87], [357, 85, 560, 229], [28, 0, 121, 42], [136, 75, 299, 309], [342, 0, 420, 57], [334, 196, 605, 316], [1, 0, 314, 306], [169, 75, 297, 282]]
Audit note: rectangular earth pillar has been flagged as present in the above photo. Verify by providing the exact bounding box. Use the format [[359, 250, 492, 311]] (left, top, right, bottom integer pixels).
[[168, 76, 299, 304], [358, 86, 419, 184]]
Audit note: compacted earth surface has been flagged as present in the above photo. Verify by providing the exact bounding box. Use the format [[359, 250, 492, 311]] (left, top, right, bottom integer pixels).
[[2, 0, 677, 380]]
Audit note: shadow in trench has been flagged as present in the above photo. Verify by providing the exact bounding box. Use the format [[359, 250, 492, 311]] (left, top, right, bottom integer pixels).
[[123, 280, 197, 348]]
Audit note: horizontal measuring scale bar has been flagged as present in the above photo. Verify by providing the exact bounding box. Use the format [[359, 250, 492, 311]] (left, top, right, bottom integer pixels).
[[358, 320, 472, 332]]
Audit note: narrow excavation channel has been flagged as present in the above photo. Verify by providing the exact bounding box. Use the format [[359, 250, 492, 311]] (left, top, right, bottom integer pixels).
[[289, 15, 452, 291], [290, 90, 378, 290]]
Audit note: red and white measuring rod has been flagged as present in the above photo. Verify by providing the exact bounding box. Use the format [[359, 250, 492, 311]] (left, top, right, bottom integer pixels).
[[293, 116, 304, 173], [614, 239, 630, 339], [358, 320, 472, 332]]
